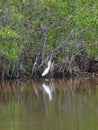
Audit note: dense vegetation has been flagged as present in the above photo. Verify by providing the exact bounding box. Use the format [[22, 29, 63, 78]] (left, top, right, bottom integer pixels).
[[0, 0, 98, 79]]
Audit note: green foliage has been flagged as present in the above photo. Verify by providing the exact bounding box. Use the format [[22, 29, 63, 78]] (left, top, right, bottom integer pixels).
[[0, 0, 97, 75], [71, 43, 77, 53], [0, 40, 24, 60], [0, 26, 20, 38], [86, 45, 98, 57], [0, 26, 23, 60]]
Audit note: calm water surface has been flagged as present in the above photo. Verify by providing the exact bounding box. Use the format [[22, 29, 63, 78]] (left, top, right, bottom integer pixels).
[[0, 77, 98, 130]]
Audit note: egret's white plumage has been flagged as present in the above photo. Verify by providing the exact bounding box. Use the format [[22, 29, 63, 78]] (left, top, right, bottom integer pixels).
[[42, 61, 51, 77], [42, 83, 52, 101]]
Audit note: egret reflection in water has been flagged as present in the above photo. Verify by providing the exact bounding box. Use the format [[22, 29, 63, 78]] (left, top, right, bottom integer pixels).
[[42, 82, 54, 101]]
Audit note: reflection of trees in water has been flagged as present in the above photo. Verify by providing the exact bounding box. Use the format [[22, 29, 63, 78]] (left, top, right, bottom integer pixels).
[[0, 78, 98, 130], [0, 78, 97, 113]]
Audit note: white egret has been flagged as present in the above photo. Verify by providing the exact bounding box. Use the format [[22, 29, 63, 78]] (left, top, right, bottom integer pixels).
[[42, 83, 52, 101], [42, 61, 51, 77]]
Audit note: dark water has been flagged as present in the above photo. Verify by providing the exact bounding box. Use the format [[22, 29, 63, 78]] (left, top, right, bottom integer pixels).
[[0, 77, 98, 130]]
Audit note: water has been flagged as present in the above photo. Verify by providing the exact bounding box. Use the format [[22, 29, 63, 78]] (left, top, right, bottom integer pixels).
[[0, 77, 98, 130]]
